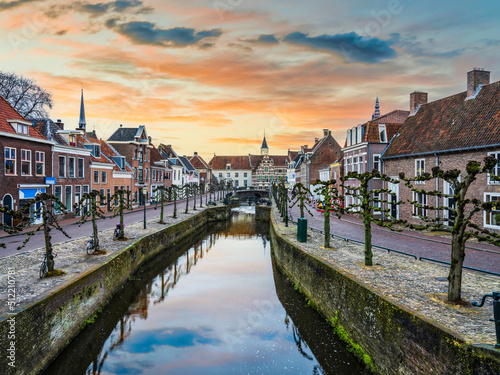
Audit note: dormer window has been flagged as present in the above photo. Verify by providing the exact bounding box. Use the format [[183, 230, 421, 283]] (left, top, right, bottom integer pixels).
[[69, 135, 76, 147], [378, 124, 387, 142], [226, 164, 231, 170], [16, 124, 29, 135]]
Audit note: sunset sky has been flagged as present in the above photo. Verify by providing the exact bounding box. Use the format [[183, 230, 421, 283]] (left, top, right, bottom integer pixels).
[[1, 0, 499, 160]]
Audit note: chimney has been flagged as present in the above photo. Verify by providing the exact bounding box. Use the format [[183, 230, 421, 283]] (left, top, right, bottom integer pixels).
[[56, 119, 64, 130], [314, 138, 319, 143], [410, 91, 428, 114], [467, 68, 490, 98], [194, 151, 198, 156], [120, 124, 123, 127], [323, 129, 329, 136]]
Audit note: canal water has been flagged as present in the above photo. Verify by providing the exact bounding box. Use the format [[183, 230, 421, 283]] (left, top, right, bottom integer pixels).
[[44, 208, 368, 375]]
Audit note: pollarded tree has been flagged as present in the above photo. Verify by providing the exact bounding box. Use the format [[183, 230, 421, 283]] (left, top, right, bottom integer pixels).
[[290, 183, 314, 219], [170, 186, 178, 219], [341, 170, 404, 266], [16, 193, 70, 275], [191, 184, 197, 210], [199, 183, 204, 208], [110, 189, 133, 238], [183, 184, 190, 214], [312, 179, 343, 249], [74, 190, 106, 254], [400, 156, 500, 303], [153, 186, 169, 224]]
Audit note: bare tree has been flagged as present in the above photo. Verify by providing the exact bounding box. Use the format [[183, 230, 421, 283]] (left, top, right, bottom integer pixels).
[[0, 71, 53, 119]]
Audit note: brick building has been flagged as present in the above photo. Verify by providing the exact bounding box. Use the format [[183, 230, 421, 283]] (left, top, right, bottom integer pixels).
[[189, 152, 211, 186], [0, 96, 53, 225], [108, 125, 152, 206], [251, 136, 288, 189], [150, 145, 172, 200], [342, 101, 409, 211], [382, 68, 500, 231]]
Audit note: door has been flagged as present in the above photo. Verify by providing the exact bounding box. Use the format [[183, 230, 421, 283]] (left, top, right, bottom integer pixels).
[[444, 181, 456, 226], [2, 195, 13, 227], [388, 179, 399, 220], [75, 186, 81, 216]]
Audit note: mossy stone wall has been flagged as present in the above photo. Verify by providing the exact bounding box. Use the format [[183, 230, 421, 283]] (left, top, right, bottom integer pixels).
[[270, 213, 500, 375], [0, 206, 229, 375], [255, 206, 271, 222]]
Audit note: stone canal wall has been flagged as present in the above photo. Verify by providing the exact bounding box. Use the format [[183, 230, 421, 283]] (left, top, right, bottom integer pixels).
[[269, 211, 500, 375], [255, 205, 271, 222], [0, 206, 230, 375]]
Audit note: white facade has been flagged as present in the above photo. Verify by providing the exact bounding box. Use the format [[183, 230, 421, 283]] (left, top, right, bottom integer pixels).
[[212, 169, 253, 188]]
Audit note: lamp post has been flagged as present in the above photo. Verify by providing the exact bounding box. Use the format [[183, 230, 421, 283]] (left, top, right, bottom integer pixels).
[[142, 187, 147, 229], [284, 181, 289, 227]]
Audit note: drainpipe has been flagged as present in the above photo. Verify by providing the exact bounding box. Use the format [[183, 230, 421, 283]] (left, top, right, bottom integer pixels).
[[435, 153, 439, 222]]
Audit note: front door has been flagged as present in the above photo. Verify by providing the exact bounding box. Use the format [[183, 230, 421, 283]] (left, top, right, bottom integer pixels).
[[2, 195, 12, 227], [444, 181, 456, 226], [388, 179, 399, 220]]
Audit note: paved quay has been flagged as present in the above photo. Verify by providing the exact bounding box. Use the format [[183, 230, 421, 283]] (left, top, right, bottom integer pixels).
[[273, 207, 499, 346], [0, 203, 213, 315], [289, 203, 500, 275]]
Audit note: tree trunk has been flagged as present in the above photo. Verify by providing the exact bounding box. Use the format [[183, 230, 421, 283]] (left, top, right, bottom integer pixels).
[[364, 215, 373, 266], [159, 190, 164, 223], [92, 198, 99, 251], [119, 193, 125, 238], [447, 232, 466, 303], [193, 187, 197, 210], [173, 188, 177, 218], [324, 207, 330, 248], [42, 201, 54, 272], [199, 185, 203, 208], [185, 186, 189, 214]]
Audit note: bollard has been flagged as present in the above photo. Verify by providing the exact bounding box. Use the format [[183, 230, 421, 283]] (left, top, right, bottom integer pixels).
[[472, 291, 500, 348], [297, 217, 307, 243]]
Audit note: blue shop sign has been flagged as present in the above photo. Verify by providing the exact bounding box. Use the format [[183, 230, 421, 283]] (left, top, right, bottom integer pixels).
[[45, 177, 56, 185]]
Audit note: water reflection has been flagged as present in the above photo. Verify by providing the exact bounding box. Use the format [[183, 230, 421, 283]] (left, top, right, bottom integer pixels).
[[43, 212, 365, 375]]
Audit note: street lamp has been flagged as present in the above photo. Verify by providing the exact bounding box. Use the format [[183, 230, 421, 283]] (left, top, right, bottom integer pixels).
[[142, 187, 148, 229], [284, 181, 289, 227]]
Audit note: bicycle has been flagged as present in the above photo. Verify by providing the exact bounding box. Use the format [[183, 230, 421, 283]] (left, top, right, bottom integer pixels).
[[86, 235, 95, 255], [39, 252, 57, 278], [114, 223, 125, 240]]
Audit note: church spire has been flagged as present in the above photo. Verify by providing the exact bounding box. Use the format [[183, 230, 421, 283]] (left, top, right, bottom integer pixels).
[[261, 131, 269, 155], [78, 89, 86, 130], [372, 97, 380, 120]]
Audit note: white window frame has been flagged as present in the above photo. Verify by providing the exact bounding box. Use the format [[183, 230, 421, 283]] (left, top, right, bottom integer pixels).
[[487, 152, 500, 184], [58, 156, 66, 178], [413, 191, 427, 217], [68, 157, 75, 178], [54, 185, 63, 214], [65, 185, 72, 212], [373, 154, 381, 173], [21, 149, 31, 176], [5, 147, 16, 175], [35, 151, 45, 176], [94, 170, 99, 184], [78, 158, 84, 178], [379, 124, 387, 142], [484, 193, 500, 228], [102, 171, 107, 184], [415, 159, 425, 184]]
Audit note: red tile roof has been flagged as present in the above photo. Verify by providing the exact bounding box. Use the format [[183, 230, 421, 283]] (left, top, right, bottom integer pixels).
[[150, 146, 164, 163], [189, 154, 210, 169], [0, 95, 46, 139], [384, 81, 500, 158], [209, 155, 252, 170]]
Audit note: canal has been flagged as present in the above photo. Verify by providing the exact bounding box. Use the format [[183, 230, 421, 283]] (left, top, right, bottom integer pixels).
[[43, 208, 368, 375]]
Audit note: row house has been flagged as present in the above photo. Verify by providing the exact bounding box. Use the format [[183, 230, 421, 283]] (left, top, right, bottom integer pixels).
[[209, 155, 253, 188], [179, 155, 199, 186], [158, 144, 197, 187], [382, 68, 500, 231], [34, 119, 92, 218], [293, 129, 343, 196], [108, 125, 152, 206], [0, 96, 53, 225], [342, 101, 409, 211], [150, 145, 172, 201], [189, 152, 211, 186]]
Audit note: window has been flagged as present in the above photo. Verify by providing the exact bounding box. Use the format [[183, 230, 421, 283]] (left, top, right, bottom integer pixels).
[[234, 180, 239, 187], [244, 172, 247, 178], [102, 171, 107, 183], [373, 192, 380, 209], [58, 156, 66, 178], [488, 152, 500, 184], [78, 158, 84, 178], [5, 148, 16, 175], [218, 173, 222, 178], [227, 172, 230, 178], [484, 193, 500, 227], [235, 173, 239, 178], [415, 159, 425, 184], [54, 186, 62, 213], [358, 156, 363, 173], [138, 169, 143, 182], [68, 157, 75, 178], [373, 154, 381, 173], [35, 151, 45, 175], [264, 167, 269, 173], [413, 192, 427, 217], [134, 168, 137, 179], [226, 164, 231, 170], [65, 186, 72, 211], [244, 180, 248, 187], [100, 189, 105, 206], [94, 145, 101, 158], [69, 135, 76, 146], [94, 170, 99, 184], [134, 149, 138, 159], [21, 150, 31, 175], [139, 150, 143, 163], [16, 124, 29, 135], [345, 158, 350, 174], [379, 124, 387, 142], [153, 169, 157, 181]]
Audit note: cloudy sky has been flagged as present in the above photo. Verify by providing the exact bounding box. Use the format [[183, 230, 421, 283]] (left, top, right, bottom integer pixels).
[[1, 0, 499, 159]]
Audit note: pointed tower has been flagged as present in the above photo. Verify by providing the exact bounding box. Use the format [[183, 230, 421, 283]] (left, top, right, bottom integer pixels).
[[78, 89, 86, 130], [261, 132, 269, 155], [372, 97, 380, 120]]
